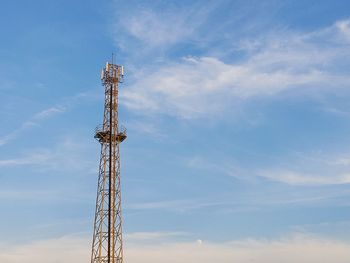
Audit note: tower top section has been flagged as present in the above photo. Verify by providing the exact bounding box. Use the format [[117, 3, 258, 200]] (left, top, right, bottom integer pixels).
[[94, 60, 127, 145], [101, 62, 124, 85]]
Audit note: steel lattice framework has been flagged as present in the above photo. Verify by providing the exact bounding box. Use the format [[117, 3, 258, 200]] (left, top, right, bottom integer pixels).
[[91, 60, 126, 263]]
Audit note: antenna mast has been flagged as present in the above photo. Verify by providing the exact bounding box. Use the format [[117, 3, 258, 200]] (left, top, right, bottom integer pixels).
[[91, 58, 126, 263]]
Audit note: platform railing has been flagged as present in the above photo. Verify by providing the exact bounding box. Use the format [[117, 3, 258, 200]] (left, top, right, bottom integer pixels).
[[95, 124, 127, 135]]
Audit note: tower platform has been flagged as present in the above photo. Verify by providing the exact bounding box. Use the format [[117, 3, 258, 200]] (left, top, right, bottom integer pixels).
[[94, 126, 127, 143]]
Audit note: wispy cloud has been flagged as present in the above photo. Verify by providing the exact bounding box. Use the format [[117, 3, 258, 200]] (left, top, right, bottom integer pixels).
[[126, 120, 166, 139], [114, 2, 216, 50], [258, 170, 350, 186], [120, 10, 195, 47], [1, 233, 349, 263], [0, 150, 51, 166], [187, 155, 251, 181], [126, 199, 234, 213], [0, 90, 99, 146], [125, 231, 189, 243], [256, 150, 350, 186], [126, 194, 327, 213], [121, 19, 350, 118], [0, 106, 66, 146], [0, 135, 95, 173], [188, 148, 350, 186], [0, 235, 89, 263], [32, 106, 66, 119], [0, 189, 58, 200], [127, 234, 350, 263]]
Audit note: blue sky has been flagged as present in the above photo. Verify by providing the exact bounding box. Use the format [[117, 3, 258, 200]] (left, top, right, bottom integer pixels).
[[1, 0, 350, 262]]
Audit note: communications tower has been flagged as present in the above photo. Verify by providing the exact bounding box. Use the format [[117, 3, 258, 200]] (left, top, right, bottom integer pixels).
[[91, 59, 126, 263]]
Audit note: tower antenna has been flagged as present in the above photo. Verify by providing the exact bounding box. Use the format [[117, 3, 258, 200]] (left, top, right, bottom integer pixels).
[[91, 58, 126, 263]]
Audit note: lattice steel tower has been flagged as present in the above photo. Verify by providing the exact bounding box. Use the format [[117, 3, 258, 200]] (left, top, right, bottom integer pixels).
[[91, 60, 126, 263]]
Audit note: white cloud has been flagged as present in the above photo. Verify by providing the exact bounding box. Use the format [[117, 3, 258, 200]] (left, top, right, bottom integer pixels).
[[256, 151, 350, 186], [121, 19, 350, 119], [127, 235, 350, 263], [0, 235, 89, 263], [126, 199, 229, 213], [0, 189, 59, 201], [126, 120, 166, 139], [336, 20, 350, 40], [121, 10, 194, 47], [0, 107, 65, 146], [187, 152, 350, 187], [0, 151, 50, 166], [32, 106, 66, 119], [0, 90, 98, 146], [0, 136, 95, 173], [332, 157, 350, 166], [125, 231, 188, 242], [115, 4, 214, 48], [258, 170, 350, 186], [0, 106, 65, 146], [1, 234, 350, 263]]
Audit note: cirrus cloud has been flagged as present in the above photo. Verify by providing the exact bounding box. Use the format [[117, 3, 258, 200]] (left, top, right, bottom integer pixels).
[[121, 19, 350, 119]]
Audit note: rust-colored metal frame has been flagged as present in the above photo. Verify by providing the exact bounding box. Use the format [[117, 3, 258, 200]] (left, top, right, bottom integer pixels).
[[91, 61, 125, 263]]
